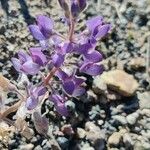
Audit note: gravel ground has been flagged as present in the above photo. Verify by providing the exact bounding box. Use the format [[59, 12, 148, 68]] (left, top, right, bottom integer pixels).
[[0, 0, 150, 150]]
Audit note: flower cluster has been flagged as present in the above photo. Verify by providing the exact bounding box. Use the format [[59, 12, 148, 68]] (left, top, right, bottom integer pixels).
[[12, 0, 111, 116]]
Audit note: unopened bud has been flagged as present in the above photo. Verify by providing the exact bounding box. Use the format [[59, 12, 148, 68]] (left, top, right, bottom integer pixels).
[[71, 0, 80, 18], [58, 0, 70, 18], [78, 0, 87, 12]]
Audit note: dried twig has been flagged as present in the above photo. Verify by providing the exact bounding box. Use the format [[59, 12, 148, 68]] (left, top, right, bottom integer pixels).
[[1, 100, 23, 119]]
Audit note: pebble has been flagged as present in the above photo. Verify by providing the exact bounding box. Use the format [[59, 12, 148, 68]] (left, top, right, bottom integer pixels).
[[126, 112, 139, 125], [108, 132, 122, 146], [65, 100, 75, 112], [140, 109, 150, 117], [34, 145, 43, 150], [19, 144, 34, 150], [85, 122, 105, 148], [137, 92, 150, 109], [57, 137, 69, 150], [100, 70, 139, 96], [112, 115, 127, 125], [77, 128, 86, 139], [61, 124, 74, 135], [128, 57, 145, 69], [123, 133, 134, 149], [97, 120, 104, 126]]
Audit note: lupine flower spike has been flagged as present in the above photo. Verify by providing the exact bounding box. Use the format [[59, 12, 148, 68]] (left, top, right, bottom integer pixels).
[[11, 0, 111, 116]]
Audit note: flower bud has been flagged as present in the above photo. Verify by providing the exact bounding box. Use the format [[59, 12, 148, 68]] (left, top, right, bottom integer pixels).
[[58, 0, 70, 18], [71, 0, 80, 18], [78, 0, 87, 12]]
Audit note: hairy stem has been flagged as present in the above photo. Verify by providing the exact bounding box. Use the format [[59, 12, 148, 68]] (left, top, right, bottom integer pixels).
[[44, 67, 58, 85], [69, 16, 75, 41]]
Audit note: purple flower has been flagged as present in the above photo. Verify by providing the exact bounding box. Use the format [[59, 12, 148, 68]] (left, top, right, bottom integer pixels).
[[86, 16, 103, 33], [74, 40, 103, 76], [50, 94, 68, 116], [80, 61, 103, 76], [71, 0, 80, 18], [56, 70, 85, 97], [12, 48, 47, 75], [11, 51, 41, 75], [29, 15, 54, 41], [52, 53, 64, 68], [71, 0, 87, 18], [83, 50, 103, 63], [78, 0, 87, 12], [86, 16, 111, 40], [62, 42, 73, 53], [26, 86, 47, 110], [29, 47, 47, 66]]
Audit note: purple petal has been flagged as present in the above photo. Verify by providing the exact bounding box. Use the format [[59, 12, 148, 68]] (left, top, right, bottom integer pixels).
[[36, 15, 54, 38], [73, 76, 85, 86], [18, 50, 32, 63], [86, 16, 103, 32], [40, 40, 49, 49], [71, 0, 80, 18], [80, 62, 103, 76], [90, 37, 97, 45], [50, 94, 68, 116], [63, 80, 75, 95], [73, 87, 85, 97], [55, 69, 69, 81], [95, 24, 111, 39], [84, 50, 103, 63], [22, 61, 40, 75], [75, 43, 92, 54], [62, 42, 73, 53], [11, 58, 22, 72], [56, 101, 68, 116], [29, 47, 47, 66], [36, 86, 47, 97], [29, 25, 46, 40], [52, 53, 64, 68], [78, 0, 86, 11], [26, 96, 38, 110]]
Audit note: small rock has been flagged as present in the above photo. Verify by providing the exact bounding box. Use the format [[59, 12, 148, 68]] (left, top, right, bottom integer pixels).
[[140, 109, 150, 117], [123, 133, 134, 149], [100, 70, 139, 96], [134, 141, 150, 150], [76, 128, 86, 139], [57, 137, 69, 150], [97, 120, 104, 126], [129, 57, 145, 69], [93, 77, 107, 94], [65, 100, 75, 112], [19, 144, 34, 150], [81, 142, 95, 150], [61, 124, 74, 135], [126, 112, 139, 125], [137, 92, 150, 109], [108, 132, 122, 146], [34, 145, 43, 150], [85, 122, 105, 149], [112, 115, 127, 125]]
